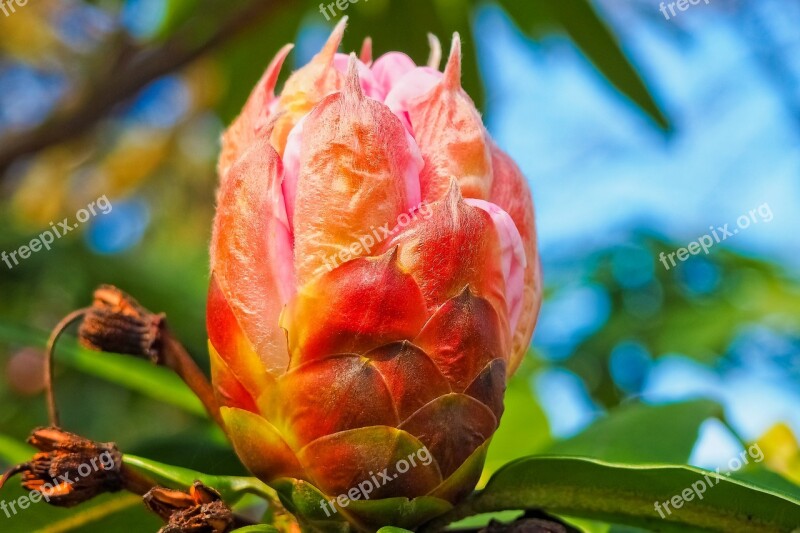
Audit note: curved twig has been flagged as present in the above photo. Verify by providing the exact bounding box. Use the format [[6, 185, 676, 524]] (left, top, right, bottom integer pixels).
[[45, 308, 90, 427]]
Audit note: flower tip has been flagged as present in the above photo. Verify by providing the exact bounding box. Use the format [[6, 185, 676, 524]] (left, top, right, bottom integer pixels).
[[386, 244, 400, 264], [443, 32, 462, 89], [263, 43, 294, 95], [444, 176, 465, 206], [344, 53, 364, 100], [427, 33, 442, 70], [320, 16, 349, 62], [360, 36, 373, 64]]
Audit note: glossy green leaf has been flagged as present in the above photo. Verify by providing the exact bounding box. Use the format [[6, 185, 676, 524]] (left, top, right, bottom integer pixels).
[[0, 483, 160, 533], [376, 527, 415, 533], [540, 0, 670, 130], [0, 323, 206, 417], [270, 478, 350, 533], [423, 456, 800, 533], [271, 476, 452, 532], [123, 455, 274, 505], [345, 495, 453, 531], [547, 400, 724, 463], [0, 433, 35, 464], [233, 526, 281, 533]]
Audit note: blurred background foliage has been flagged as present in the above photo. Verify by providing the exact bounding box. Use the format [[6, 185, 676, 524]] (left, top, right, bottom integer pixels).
[[0, 0, 798, 531]]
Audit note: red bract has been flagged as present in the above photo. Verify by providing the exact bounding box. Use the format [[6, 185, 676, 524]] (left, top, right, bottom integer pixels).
[[208, 19, 542, 529]]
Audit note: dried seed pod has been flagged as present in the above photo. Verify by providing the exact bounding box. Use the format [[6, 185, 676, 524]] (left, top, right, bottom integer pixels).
[[144, 482, 235, 533], [0, 427, 123, 508], [78, 285, 164, 363]]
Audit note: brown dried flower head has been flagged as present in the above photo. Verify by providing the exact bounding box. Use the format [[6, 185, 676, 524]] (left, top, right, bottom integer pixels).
[[144, 481, 235, 533], [1, 427, 123, 507], [78, 285, 164, 362]]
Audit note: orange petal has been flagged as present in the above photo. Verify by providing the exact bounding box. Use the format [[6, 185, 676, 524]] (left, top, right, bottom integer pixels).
[[208, 341, 259, 413], [207, 275, 275, 400], [270, 18, 348, 155], [221, 407, 305, 481], [210, 136, 294, 374], [283, 249, 429, 368], [382, 183, 508, 325], [291, 57, 422, 284], [405, 34, 492, 201], [367, 342, 451, 421], [414, 288, 507, 392], [298, 426, 443, 500], [218, 44, 293, 180], [464, 359, 506, 421], [273, 355, 399, 450], [489, 143, 543, 375], [399, 393, 496, 478]]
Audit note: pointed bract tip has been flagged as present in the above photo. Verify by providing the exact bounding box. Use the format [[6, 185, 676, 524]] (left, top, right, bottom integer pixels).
[[444, 176, 464, 207], [344, 53, 364, 100], [360, 37, 373, 64], [427, 33, 442, 70], [384, 244, 401, 265], [263, 43, 294, 97], [443, 32, 462, 89], [320, 16, 349, 63]]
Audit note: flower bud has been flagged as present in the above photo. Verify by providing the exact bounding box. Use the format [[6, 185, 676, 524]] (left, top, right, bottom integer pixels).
[[209, 21, 542, 529]]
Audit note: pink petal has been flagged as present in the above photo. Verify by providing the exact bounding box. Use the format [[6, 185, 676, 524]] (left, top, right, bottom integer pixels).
[[464, 198, 526, 335], [334, 53, 385, 101], [384, 66, 443, 132], [280, 114, 307, 229], [372, 52, 418, 96], [489, 143, 543, 375]]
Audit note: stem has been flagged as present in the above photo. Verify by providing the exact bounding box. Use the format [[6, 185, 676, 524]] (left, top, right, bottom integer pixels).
[[0, 464, 30, 491], [160, 329, 224, 428], [45, 308, 90, 427], [120, 464, 158, 496]]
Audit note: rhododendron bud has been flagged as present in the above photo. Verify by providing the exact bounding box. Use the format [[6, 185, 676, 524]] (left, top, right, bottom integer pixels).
[[208, 19, 542, 529]]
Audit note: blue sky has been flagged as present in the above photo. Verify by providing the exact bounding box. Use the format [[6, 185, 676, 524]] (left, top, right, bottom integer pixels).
[[471, 1, 800, 465]]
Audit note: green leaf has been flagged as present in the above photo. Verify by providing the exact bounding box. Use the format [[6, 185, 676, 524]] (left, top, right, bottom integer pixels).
[[232, 526, 281, 533], [497, 0, 670, 131], [270, 477, 452, 532], [423, 456, 800, 533], [345, 495, 453, 531], [155, 0, 202, 38], [445, 510, 524, 530], [547, 400, 724, 463], [270, 478, 350, 533], [0, 323, 206, 417], [123, 455, 275, 505], [731, 468, 800, 503], [376, 527, 415, 533], [0, 433, 35, 464], [484, 364, 551, 476], [547, 0, 670, 130], [0, 483, 160, 533]]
